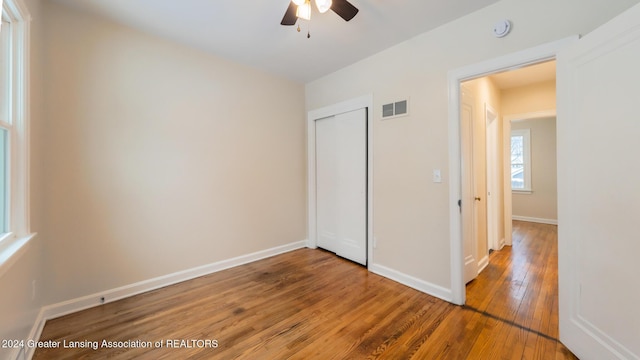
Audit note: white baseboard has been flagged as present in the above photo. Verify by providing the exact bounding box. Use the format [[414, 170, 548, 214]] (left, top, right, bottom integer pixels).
[[478, 255, 489, 274], [21, 240, 306, 360], [369, 263, 453, 303], [22, 308, 46, 360], [565, 315, 638, 360], [512, 215, 558, 225]]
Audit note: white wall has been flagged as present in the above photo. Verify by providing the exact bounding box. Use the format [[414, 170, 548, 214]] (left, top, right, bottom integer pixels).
[[305, 0, 640, 294], [0, 0, 46, 358], [41, 2, 307, 304]]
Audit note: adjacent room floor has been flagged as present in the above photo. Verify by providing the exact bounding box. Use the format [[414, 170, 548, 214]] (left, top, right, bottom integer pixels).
[[34, 221, 576, 359]]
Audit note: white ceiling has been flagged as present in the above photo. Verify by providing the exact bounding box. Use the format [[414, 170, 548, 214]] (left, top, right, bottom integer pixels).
[[51, 0, 500, 83]]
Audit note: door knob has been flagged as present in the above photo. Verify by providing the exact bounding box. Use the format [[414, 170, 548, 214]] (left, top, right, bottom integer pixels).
[[475, 197, 481, 201]]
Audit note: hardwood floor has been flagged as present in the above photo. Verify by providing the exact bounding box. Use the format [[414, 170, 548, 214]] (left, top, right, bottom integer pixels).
[[34, 221, 576, 359], [413, 221, 577, 360]]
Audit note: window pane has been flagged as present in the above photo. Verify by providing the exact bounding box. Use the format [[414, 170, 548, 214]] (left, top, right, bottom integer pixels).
[[0, 128, 7, 233], [1, 18, 11, 122], [511, 164, 524, 189], [511, 135, 523, 164], [511, 134, 525, 189]]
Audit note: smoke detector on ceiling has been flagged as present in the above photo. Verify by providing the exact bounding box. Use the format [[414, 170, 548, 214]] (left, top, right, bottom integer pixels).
[[493, 20, 511, 38]]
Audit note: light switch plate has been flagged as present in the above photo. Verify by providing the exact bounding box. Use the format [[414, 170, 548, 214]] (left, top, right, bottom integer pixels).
[[433, 169, 442, 183]]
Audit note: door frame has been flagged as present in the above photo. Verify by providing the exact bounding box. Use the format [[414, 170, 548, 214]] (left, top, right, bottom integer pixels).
[[307, 95, 374, 266], [447, 36, 578, 305]]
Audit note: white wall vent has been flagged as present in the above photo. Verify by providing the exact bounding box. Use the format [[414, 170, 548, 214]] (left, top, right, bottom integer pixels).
[[382, 99, 409, 119]]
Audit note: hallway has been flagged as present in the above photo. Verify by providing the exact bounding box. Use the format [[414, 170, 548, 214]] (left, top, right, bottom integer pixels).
[[414, 220, 577, 359]]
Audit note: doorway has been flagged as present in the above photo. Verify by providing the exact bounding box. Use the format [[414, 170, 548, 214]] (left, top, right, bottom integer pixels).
[[447, 36, 576, 305], [459, 60, 557, 288]]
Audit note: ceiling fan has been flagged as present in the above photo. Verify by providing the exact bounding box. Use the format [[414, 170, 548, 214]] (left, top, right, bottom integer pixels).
[[280, 0, 359, 26]]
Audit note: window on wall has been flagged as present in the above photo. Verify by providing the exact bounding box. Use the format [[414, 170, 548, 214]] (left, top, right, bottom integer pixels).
[[1, 11, 12, 235], [0, 0, 32, 254], [510, 129, 531, 192]]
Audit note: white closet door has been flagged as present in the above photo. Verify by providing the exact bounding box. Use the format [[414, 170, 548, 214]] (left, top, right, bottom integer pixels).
[[315, 108, 367, 265]]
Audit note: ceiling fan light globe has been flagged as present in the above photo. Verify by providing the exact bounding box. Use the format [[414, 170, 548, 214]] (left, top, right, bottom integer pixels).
[[296, 1, 311, 20], [315, 0, 332, 13], [292, 0, 305, 6]]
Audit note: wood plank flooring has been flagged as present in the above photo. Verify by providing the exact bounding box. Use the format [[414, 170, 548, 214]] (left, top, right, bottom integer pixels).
[[34, 221, 576, 359], [412, 221, 577, 360]]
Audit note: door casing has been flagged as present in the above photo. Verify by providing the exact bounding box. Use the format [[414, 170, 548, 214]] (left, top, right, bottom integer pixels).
[[447, 36, 578, 305]]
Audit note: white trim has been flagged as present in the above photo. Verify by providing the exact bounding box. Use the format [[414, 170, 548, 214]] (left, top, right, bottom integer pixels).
[[5, 0, 30, 237], [511, 215, 558, 225], [22, 307, 46, 360], [0, 232, 34, 279], [512, 189, 532, 194], [307, 95, 374, 266], [35, 240, 306, 321], [307, 95, 374, 121], [448, 35, 578, 305], [369, 263, 453, 302], [568, 316, 637, 360], [477, 255, 489, 274], [0, 0, 33, 281]]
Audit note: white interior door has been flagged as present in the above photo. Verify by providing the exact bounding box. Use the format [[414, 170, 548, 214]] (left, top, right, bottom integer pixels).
[[461, 87, 479, 283], [557, 3, 640, 359], [485, 105, 500, 251], [316, 108, 367, 265]]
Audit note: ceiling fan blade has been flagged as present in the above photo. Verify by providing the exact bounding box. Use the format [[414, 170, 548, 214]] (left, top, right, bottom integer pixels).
[[331, 0, 359, 22], [281, 1, 298, 26]]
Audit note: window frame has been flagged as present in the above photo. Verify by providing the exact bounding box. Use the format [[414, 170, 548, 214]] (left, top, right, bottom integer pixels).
[[0, 0, 34, 277], [510, 128, 532, 193]]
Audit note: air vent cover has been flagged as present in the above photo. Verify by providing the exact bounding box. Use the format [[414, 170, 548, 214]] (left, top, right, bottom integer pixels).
[[382, 99, 409, 119]]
